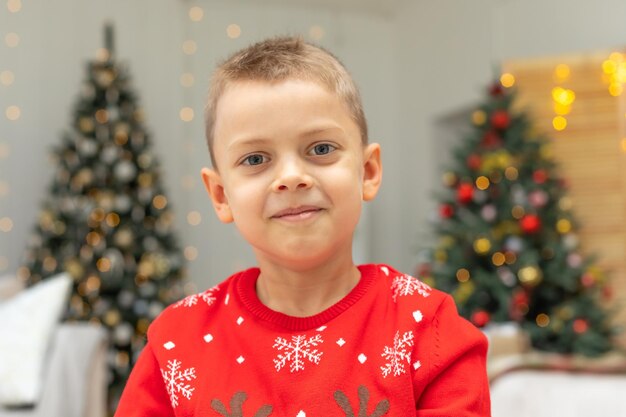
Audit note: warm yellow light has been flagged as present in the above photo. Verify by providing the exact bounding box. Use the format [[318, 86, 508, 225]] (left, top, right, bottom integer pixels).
[[227, 24, 241, 39], [471, 110, 487, 126], [500, 73, 515, 88], [603, 59, 617, 74], [42, 256, 57, 272], [152, 195, 168, 210], [552, 116, 567, 131], [475, 176, 490, 190], [492, 252, 506, 266], [536, 313, 550, 327], [621, 138, 626, 153], [86, 231, 102, 246], [7, 0, 21, 13], [6, 105, 20, 120], [554, 64, 570, 81], [553, 102, 571, 116], [187, 211, 202, 226], [609, 52, 624, 62], [5, 32, 19, 48], [180, 73, 195, 87], [0, 70, 14, 85], [309, 25, 325, 40], [189, 6, 204, 21], [609, 82, 623, 96], [180, 107, 194, 122], [184, 246, 198, 261], [556, 218, 572, 234], [182, 40, 197, 55], [504, 166, 519, 181], [473, 238, 491, 255], [0, 217, 14, 232], [456, 268, 470, 282], [551, 87, 575, 105]]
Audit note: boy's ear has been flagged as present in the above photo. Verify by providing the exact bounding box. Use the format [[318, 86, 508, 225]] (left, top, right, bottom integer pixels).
[[200, 167, 234, 223], [362, 143, 382, 201]]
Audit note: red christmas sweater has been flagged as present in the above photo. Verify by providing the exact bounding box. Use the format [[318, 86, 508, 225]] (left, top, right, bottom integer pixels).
[[115, 264, 491, 417]]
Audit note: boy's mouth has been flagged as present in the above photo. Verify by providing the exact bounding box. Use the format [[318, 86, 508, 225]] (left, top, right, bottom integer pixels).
[[271, 206, 323, 219]]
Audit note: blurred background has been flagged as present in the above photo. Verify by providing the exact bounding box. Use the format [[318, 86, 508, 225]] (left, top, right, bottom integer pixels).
[[2, 0, 626, 416]]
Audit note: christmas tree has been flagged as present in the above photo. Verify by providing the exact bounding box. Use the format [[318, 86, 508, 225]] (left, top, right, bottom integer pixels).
[[19, 26, 186, 410], [426, 79, 616, 356]]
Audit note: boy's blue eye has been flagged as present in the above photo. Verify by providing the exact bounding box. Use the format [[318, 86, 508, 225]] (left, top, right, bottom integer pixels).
[[311, 143, 335, 155], [242, 154, 266, 166]]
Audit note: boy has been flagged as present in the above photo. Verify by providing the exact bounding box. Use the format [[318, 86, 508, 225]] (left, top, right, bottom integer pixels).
[[116, 36, 490, 416]]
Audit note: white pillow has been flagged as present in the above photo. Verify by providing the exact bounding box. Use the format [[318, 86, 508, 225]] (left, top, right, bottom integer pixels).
[[0, 273, 72, 406]]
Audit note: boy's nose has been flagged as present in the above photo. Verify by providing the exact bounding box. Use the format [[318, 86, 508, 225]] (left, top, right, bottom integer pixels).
[[271, 159, 313, 192]]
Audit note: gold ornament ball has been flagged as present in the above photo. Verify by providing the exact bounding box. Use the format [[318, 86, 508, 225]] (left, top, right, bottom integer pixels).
[[472, 110, 487, 126], [518, 265, 543, 287], [473, 237, 492, 255], [65, 258, 84, 280], [103, 309, 122, 327], [442, 172, 458, 187]]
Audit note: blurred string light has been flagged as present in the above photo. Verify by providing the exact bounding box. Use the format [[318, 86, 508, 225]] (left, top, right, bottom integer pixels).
[[309, 25, 325, 41], [184, 246, 198, 261], [7, 0, 21, 13], [188, 6, 204, 22], [227, 24, 241, 39], [551, 64, 574, 132], [0, 70, 14, 85], [5, 105, 20, 121], [5, 32, 19, 48], [602, 51, 626, 97], [500, 72, 515, 88], [187, 211, 201, 226]]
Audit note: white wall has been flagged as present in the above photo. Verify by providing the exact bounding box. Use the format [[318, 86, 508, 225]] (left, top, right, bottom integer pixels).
[[2, 0, 626, 290]]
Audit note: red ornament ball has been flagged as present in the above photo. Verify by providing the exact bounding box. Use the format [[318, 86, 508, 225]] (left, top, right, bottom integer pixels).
[[520, 214, 541, 234], [491, 110, 510, 130], [533, 169, 548, 184], [467, 153, 482, 170], [439, 203, 455, 219], [457, 183, 474, 204], [481, 130, 502, 149], [471, 310, 491, 327], [580, 273, 595, 288], [489, 83, 504, 97], [573, 319, 589, 334]]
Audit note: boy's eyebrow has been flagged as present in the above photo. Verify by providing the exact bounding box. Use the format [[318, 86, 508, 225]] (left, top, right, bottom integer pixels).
[[226, 126, 345, 151]]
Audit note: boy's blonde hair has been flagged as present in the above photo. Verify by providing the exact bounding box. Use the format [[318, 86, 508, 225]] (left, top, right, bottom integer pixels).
[[204, 36, 368, 168]]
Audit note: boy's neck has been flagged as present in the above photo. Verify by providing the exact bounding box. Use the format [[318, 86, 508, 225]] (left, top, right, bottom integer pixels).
[[254, 255, 361, 318]]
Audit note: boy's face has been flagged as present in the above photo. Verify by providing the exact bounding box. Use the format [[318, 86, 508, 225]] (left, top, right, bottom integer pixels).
[[201, 79, 381, 270]]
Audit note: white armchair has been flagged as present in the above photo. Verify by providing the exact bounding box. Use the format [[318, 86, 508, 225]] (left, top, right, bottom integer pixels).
[[0, 275, 108, 417]]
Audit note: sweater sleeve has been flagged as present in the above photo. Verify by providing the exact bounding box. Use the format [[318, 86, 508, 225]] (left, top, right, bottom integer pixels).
[[114, 341, 175, 417], [416, 295, 491, 417]]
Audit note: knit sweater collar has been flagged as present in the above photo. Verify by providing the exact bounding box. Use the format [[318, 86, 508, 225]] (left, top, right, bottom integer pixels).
[[235, 264, 378, 332]]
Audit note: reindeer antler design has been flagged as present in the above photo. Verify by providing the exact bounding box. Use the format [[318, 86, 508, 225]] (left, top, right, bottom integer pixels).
[[334, 385, 390, 417], [211, 392, 273, 417]]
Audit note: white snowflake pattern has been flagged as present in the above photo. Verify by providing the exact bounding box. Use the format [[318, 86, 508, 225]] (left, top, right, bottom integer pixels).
[[380, 330, 414, 378], [272, 334, 324, 372], [391, 274, 431, 301], [160, 359, 197, 408], [173, 286, 220, 308]]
